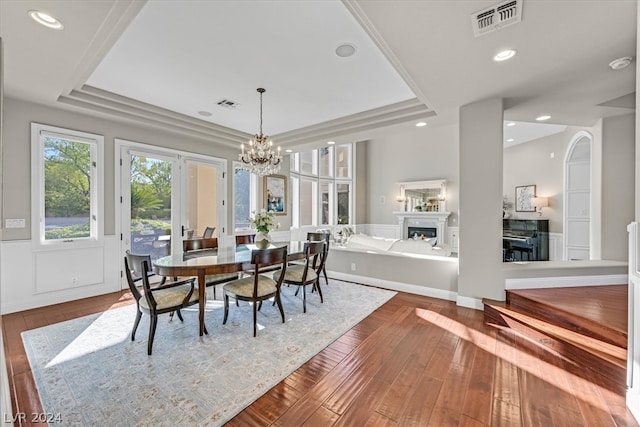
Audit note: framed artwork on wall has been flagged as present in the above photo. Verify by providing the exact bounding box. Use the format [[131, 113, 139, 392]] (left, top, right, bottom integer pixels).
[[515, 185, 536, 212], [264, 174, 287, 215]]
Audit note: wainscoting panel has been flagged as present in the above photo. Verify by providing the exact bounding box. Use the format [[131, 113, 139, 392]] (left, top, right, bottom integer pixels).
[[1, 237, 120, 314], [34, 247, 104, 294]]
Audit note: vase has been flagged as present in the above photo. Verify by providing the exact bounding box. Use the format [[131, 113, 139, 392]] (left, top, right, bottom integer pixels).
[[255, 231, 271, 249]]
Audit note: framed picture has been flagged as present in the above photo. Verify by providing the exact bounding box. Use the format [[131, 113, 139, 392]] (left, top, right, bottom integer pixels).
[[264, 174, 287, 215], [515, 185, 536, 212]]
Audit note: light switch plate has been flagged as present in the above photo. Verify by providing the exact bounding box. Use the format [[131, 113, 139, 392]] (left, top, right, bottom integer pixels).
[[5, 218, 26, 228]]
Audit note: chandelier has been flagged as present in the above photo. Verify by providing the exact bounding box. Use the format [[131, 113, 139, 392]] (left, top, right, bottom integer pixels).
[[239, 88, 282, 176]]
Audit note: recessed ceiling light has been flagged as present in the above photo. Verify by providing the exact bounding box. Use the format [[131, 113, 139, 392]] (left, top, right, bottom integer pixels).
[[507, 138, 515, 142], [327, 141, 336, 145], [493, 49, 517, 62], [285, 149, 293, 153], [506, 122, 516, 127], [536, 115, 551, 121], [609, 56, 633, 70], [335, 43, 357, 58], [415, 122, 427, 127], [198, 111, 212, 117], [28, 10, 64, 30]]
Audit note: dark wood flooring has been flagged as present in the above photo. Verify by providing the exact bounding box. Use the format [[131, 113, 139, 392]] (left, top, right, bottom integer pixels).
[[3, 285, 639, 426]]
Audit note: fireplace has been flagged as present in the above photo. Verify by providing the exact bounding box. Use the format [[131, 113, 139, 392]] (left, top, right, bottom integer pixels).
[[393, 211, 451, 244], [407, 226, 437, 239]]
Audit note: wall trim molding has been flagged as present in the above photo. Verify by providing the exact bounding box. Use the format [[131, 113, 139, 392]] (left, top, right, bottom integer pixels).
[[505, 273, 628, 290], [456, 295, 485, 310], [328, 270, 458, 303]]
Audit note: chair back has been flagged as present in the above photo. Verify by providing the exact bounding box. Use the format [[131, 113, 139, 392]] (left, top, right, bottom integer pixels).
[[125, 250, 153, 283], [249, 247, 288, 296], [183, 237, 219, 252], [302, 241, 325, 282], [235, 234, 256, 245], [202, 226, 216, 238], [124, 256, 143, 303]]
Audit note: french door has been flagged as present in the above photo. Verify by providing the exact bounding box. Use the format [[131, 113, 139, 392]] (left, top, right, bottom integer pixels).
[[117, 140, 226, 288]]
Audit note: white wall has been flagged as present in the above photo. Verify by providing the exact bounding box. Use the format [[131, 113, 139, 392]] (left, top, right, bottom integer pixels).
[[363, 122, 459, 226]]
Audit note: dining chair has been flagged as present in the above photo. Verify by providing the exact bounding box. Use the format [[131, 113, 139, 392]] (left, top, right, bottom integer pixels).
[[222, 247, 288, 337], [306, 231, 330, 286], [183, 237, 238, 299], [235, 233, 256, 245], [274, 241, 325, 313], [202, 226, 216, 238], [125, 250, 166, 286], [124, 257, 204, 355]]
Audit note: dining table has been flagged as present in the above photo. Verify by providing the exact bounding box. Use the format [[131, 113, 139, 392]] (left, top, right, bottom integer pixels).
[[152, 241, 308, 336]]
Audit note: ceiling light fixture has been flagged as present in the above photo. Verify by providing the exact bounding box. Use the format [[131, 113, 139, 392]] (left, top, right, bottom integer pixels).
[[493, 49, 517, 62], [536, 115, 551, 121], [506, 122, 516, 127], [609, 56, 633, 70], [415, 122, 427, 127], [335, 43, 356, 58], [239, 88, 282, 176], [327, 141, 336, 145], [198, 111, 212, 117], [28, 10, 64, 30], [507, 138, 515, 142], [285, 149, 293, 153]]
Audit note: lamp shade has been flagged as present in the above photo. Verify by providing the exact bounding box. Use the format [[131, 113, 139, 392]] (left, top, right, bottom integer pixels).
[[531, 197, 549, 209]]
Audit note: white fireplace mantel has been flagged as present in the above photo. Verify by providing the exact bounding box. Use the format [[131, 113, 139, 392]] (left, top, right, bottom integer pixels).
[[393, 211, 451, 243]]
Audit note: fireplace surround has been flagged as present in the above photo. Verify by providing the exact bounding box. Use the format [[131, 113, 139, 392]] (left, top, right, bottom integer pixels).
[[394, 211, 451, 244]]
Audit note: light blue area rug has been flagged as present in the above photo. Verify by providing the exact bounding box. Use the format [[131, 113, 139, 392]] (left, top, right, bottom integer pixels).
[[22, 280, 396, 426]]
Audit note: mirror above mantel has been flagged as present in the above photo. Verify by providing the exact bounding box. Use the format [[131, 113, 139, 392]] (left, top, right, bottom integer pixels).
[[397, 179, 447, 213]]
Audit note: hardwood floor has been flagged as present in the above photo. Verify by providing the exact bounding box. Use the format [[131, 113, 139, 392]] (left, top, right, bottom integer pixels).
[[3, 287, 639, 426]]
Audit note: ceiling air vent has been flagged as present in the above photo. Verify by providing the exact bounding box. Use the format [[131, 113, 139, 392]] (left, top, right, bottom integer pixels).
[[217, 99, 239, 109], [471, 0, 522, 37]]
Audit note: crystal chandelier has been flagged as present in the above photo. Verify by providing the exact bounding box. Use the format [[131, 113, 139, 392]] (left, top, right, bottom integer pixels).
[[239, 88, 282, 176]]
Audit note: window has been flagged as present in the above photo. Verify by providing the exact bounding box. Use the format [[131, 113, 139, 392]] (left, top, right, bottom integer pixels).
[[291, 143, 353, 228], [31, 123, 103, 246], [233, 162, 258, 230]]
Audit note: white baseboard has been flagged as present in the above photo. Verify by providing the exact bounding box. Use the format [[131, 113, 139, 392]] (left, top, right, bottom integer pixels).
[[328, 270, 460, 304], [456, 295, 485, 310], [1, 326, 12, 425], [505, 273, 628, 290]]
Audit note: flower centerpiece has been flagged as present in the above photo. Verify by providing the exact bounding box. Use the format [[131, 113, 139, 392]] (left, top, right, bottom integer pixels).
[[249, 209, 279, 249]]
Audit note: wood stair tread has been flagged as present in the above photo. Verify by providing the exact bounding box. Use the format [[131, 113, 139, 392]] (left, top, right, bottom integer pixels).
[[483, 299, 626, 369]]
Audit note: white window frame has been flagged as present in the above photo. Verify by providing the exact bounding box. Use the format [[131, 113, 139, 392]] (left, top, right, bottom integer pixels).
[[232, 161, 258, 232], [31, 123, 104, 249]]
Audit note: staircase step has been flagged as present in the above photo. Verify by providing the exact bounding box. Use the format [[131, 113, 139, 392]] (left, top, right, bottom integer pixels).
[[507, 287, 627, 349], [484, 299, 626, 390]]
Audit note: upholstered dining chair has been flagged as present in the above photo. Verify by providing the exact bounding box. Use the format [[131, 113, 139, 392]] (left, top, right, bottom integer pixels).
[[222, 247, 288, 337], [125, 250, 166, 286], [235, 233, 256, 245], [183, 237, 238, 299], [202, 226, 216, 238], [306, 231, 330, 286], [274, 241, 325, 313], [124, 257, 204, 355]]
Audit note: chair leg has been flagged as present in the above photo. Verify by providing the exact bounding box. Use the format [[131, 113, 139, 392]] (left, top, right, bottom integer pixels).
[[175, 309, 184, 322], [131, 309, 142, 341], [315, 279, 324, 303], [322, 266, 328, 286], [275, 293, 285, 323], [252, 300, 258, 337], [148, 314, 158, 355], [302, 284, 307, 313], [212, 285, 217, 300], [223, 294, 230, 325], [257, 300, 263, 311]]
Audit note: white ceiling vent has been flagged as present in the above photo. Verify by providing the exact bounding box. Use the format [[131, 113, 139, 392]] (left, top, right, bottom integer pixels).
[[471, 0, 522, 37], [217, 99, 239, 109]]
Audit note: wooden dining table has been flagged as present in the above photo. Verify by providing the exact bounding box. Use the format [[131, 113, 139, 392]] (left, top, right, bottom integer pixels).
[[153, 241, 308, 336]]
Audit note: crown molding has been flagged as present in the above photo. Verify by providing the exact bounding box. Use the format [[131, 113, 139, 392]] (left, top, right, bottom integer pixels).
[[59, 85, 434, 149]]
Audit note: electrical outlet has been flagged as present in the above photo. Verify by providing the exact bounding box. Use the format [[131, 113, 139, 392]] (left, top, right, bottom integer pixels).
[[350, 262, 356, 271], [71, 276, 79, 285]]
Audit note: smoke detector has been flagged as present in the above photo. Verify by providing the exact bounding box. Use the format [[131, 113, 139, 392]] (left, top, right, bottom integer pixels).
[[471, 0, 522, 37], [609, 57, 633, 70]]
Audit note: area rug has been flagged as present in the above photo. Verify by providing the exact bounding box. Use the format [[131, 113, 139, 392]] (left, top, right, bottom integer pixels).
[[22, 279, 396, 426]]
